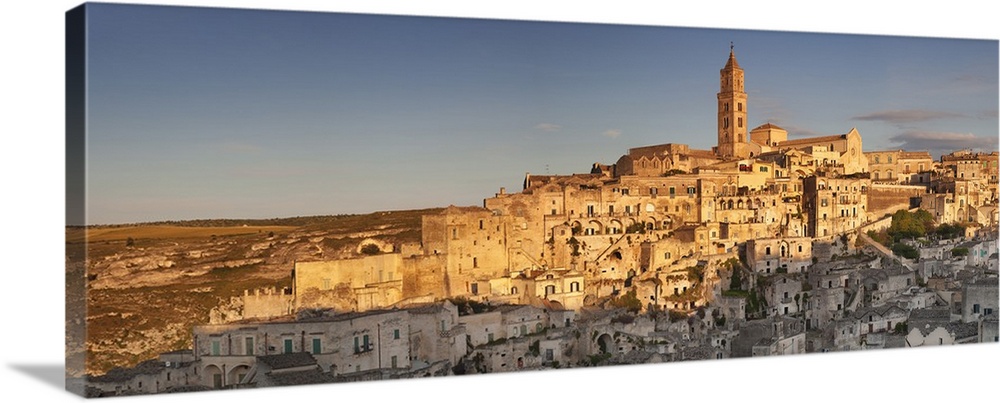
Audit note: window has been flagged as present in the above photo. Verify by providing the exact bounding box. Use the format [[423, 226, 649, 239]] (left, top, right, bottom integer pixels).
[[669, 187, 676, 196], [312, 338, 322, 354], [391, 355, 398, 368], [974, 304, 981, 314], [284, 339, 293, 354], [245, 337, 254, 356], [738, 103, 743, 112], [766, 246, 771, 256], [738, 117, 743, 128], [211, 340, 220, 356], [473, 257, 478, 268], [687, 187, 696, 195], [488, 333, 494, 343], [393, 329, 400, 340]]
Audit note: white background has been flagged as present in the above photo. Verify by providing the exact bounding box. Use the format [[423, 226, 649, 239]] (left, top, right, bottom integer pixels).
[[1, 1, 997, 402]]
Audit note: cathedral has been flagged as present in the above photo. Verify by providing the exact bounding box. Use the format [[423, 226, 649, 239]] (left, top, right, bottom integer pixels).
[[614, 46, 867, 177]]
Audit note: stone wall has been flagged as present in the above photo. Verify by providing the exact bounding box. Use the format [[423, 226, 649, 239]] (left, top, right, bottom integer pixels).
[[867, 184, 926, 219]]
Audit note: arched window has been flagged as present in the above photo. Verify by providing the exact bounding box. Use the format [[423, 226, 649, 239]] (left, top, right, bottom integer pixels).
[[544, 285, 556, 296], [511, 286, 518, 295]]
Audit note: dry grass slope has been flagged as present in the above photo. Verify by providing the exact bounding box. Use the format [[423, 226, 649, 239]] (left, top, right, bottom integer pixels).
[[68, 208, 442, 375]]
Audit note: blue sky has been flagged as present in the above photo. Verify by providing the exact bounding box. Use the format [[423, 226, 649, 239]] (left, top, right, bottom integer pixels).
[[83, 3, 998, 224]]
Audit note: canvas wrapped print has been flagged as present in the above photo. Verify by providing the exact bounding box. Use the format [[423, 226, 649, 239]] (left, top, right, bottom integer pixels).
[[65, 1, 1000, 399]]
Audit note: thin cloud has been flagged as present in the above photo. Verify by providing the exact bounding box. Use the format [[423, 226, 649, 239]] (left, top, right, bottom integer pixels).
[[977, 109, 999, 119], [602, 129, 622, 139], [889, 130, 998, 157], [779, 124, 823, 138], [852, 109, 965, 124], [534, 123, 562, 132]]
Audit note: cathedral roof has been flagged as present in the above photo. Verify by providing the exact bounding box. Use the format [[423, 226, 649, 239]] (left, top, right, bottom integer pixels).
[[751, 122, 786, 132], [724, 49, 741, 70], [775, 134, 847, 148]]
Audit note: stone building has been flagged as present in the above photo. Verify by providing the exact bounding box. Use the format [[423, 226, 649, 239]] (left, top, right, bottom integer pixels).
[[731, 316, 805, 357], [803, 175, 869, 237], [763, 273, 804, 316], [86, 350, 201, 396], [191, 302, 464, 389], [865, 150, 935, 184], [745, 237, 812, 274], [962, 279, 999, 323]]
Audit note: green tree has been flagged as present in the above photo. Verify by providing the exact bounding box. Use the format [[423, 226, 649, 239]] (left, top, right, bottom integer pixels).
[[610, 290, 642, 313], [729, 268, 742, 291], [891, 242, 919, 260]]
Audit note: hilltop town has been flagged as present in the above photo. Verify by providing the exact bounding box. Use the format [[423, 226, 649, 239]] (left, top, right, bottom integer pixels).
[[80, 49, 999, 396]]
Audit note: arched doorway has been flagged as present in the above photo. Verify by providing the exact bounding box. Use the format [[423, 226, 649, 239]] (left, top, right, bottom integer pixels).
[[228, 364, 251, 385], [204, 364, 223, 389], [597, 333, 615, 354]]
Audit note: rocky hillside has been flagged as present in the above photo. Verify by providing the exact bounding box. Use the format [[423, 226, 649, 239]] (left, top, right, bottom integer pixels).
[[67, 208, 440, 376]]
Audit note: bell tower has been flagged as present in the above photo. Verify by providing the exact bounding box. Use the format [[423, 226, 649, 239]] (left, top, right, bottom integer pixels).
[[717, 43, 748, 159]]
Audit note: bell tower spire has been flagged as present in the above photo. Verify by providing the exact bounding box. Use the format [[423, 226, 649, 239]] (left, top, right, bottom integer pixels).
[[717, 44, 748, 159]]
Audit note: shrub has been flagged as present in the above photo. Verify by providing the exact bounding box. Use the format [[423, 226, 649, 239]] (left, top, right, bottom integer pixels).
[[610, 290, 642, 313], [891, 243, 919, 260]]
